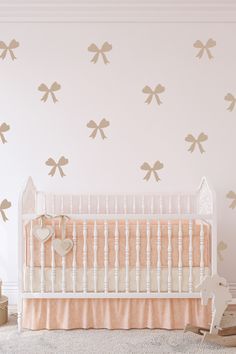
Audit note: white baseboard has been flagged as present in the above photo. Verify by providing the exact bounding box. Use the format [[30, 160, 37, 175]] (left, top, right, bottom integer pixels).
[[2, 282, 236, 306]]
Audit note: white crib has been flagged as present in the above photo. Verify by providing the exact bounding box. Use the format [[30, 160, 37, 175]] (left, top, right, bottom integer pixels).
[[18, 176, 217, 331]]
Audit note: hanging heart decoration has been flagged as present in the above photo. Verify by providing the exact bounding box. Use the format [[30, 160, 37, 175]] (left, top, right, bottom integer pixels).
[[33, 214, 54, 243], [33, 225, 54, 243], [52, 238, 73, 257]]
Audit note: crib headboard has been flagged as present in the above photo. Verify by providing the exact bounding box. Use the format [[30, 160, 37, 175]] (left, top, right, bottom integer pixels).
[[21, 176, 215, 217]]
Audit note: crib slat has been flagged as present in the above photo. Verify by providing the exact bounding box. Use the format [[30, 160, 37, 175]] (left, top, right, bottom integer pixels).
[[83, 221, 87, 293], [157, 220, 161, 292], [97, 196, 100, 213], [124, 196, 127, 214], [188, 219, 193, 293], [72, 221, 77, 293], [62, 256, 66, 293], [132, 196, 136, 214], [200, 221, 205, 282], [178, 220, 183, 293], [79, 196, 82, 214], [177, 195, 181, 214], [29, 220, 34, 292], [40, 243, 45, 293], [51, 218, 56, 293], [88, 195, 91, 214], [125, 220, 129, 293], [167, 221, 172, 293], [104, 220, 109, 293], [93, 221, 98, 293], [136, 221, 140, 292], [146, 220, 151, 293], [142, 196, 145, 214], [151, 196, 154, 214], [115, 196, 118, 214], [61, 219, 66, 293], [159, 196, 163, 214], [60, 195, 64, 214], [168, 196, 172, 213], [114, 221, 119, 293], [106, 196, 109, 214]]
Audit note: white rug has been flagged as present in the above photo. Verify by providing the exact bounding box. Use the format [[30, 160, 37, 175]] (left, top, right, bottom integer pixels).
[[0, 313, 235, 354]]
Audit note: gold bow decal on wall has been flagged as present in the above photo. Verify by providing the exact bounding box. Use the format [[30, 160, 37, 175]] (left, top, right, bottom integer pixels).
[[193, 39, 216, 59], [0, 123, 10, 144], [38, 82, 61, 103], [217, 241, 227, 262], [142, 85, 165, 105], [226, 191, 236, 209], [0, 199, 11, 222], [185, 133, 208, 153], [87, 119, 110, 139], [88, 42, 112, 64], [0, 39, 19, 60], [45, 156, 69, 177], [141, 161, 164, 182], [224, 93, 236, 112]]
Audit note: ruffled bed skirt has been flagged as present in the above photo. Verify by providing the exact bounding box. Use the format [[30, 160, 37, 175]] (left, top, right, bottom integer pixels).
[[22, 298, 211, 330]]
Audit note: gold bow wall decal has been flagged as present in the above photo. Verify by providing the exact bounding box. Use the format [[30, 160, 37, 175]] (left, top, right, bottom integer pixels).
[[0, 123, 10, 144], [0, 199, 11, 222], [140, 161, 164, 182], [87, 119, 110, 139], [88, 42, 112, 64], [226, 191, 236, 209], [38, 82, 61, 103], [142, 85, 165, 105], [185, 132, 208, 153], [0, 39, 19, 60], [217, 241, 227, 262], [193, 38, 216, 59], [45, 156, 69, 177], [224, 93, 236, 112]]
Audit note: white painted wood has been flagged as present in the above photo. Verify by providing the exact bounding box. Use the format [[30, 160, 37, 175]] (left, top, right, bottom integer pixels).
[[40, 241, 45, 293], [104, 220, 109, 293], [62, 256, 66, 293], [125, 220, 129, 293], [105, 196, 109, 214], [157, 220, 161, 292], [123, 196, 127, 214], [83, 220, 87, 293], [29, 220, 34, 292], [72, 221, 77, 293], [114, 220, 119, 293], [132, 196, 136, 214], [96, 196, 100, 214], [142, 196, 145, 214], [70, 195, 73, 215], [177, 195, 181, 214], [93, 221, 98, 293], [188, 219, 193, 293], [168, 196, 172, 213], [60, 195, 64, 214], [79, 196, 82, 214], [167, 221, 172, 293], [136, 220, 141, 293], [146, 220, 151, 293], [200, 221, 205, 282], [115, 196, 118, 214], [51, 218, 56, 293], [178, 220, 183, 293], [159, 196, 163, 214], [88, 195, 91, 214], [187, 195, 191, 214], [151, 196, 154, 214]]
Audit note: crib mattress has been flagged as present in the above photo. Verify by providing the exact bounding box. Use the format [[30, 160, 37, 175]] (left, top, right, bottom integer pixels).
[[24, 266, 210, 293]]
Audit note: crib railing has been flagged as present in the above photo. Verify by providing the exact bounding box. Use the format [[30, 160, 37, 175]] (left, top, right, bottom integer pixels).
[[23, 214, 211, 298]]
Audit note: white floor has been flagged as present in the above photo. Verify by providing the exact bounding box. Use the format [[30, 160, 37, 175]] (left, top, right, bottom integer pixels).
[[0, 313, 235, 354]]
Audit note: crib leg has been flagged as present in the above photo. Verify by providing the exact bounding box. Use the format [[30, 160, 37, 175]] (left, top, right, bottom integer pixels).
[[17, 296, 22, 333]]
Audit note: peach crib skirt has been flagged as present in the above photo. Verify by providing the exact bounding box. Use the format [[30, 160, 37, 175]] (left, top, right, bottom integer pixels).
[[22, 298, 211, 330]]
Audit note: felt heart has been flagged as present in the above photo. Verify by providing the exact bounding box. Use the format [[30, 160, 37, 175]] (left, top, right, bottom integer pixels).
[[52, 238, 73, 257], [33, 225, 54, 243]]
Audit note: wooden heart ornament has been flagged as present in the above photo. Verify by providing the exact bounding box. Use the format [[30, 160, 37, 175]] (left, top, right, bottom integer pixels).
[[52, 239, 73, 257], [33, 225, 54, 243]]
